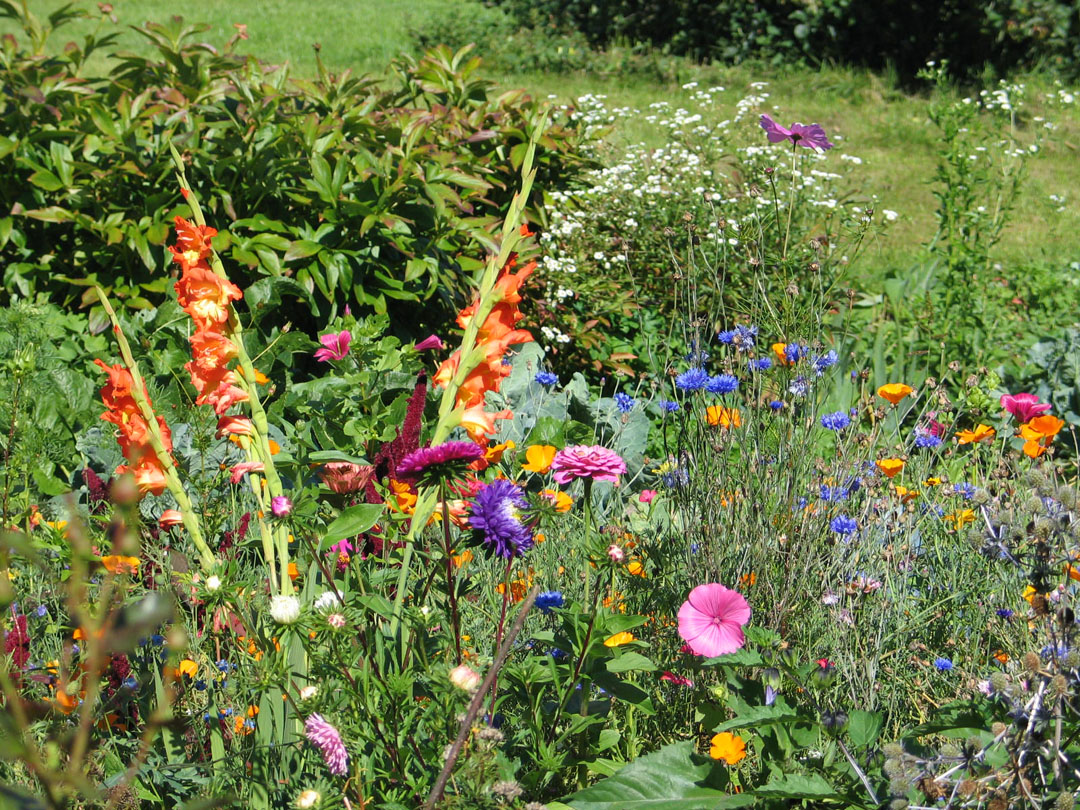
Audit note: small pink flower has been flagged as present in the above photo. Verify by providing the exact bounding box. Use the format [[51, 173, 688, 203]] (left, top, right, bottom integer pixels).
[[314, 330, 351, 362], [1000, 392, 1051, 423], [305, 712, 348, 775], [229, 462, 265, 484], [329, 539, 354, 556], [327, 613, 346, 629], [413, 334, 444, 351], [638, 489, 657, 504], [760, 114, 834, 150], [607, 544, 625, 562], [677, 583, 751, 658], [660, 671, 694, 687], [550, 445, 626, 486], [271, 496, 292, 517]]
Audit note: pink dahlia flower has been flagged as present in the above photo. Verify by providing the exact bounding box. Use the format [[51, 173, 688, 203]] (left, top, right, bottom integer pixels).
[[320, 462, 374, 495], [314, 330, 352, 362], [305, 713, 349, 776], [1000, 392, 1051, 424], [760, 114, 834, 151], [677, 583, 751, 658], [550, 445, 626, 485]]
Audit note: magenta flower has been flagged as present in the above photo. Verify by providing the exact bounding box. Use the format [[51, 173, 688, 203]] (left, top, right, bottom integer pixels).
[[639, 489, 657, 504], [314, 330, 352, 362], [760, 114, 834, 150], [550, 445, 627, 486], [677, 583, 751, 658], [1000, 392, 1051, 423], [395, 441, 484, 484], [660, 670, 694, 687], [413, 334, 444, 351], [305, 713, 349, 776], [271, 495, 292, 517]]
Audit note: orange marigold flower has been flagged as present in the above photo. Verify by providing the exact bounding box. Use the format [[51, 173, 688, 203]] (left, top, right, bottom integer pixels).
[[705, 406, 742, 428], [175, 265, 243, 331], [875, 458, 905, 478], [522, 444, 557, 473], [603, 631, 635, 647], [709, 731, 747, 765], [877, 383, 913, 405], [955, 424, 995, 445]]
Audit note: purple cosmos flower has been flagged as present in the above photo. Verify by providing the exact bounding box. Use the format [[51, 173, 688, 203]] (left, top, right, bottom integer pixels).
[[395, 441, 484, 484], [760, 114, 834, 150], [314, 330, 352, 362], [470, 479, 533, 558], [305, 713, 349, 776]]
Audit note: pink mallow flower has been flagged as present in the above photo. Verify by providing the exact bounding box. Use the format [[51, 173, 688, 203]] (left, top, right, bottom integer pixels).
[[677, 583, 751, 658], [1000, 392, 1051, 424], [760, 114, 834, 151], [314, 330, 352, 362], [660, 671, 694, 687], [550, 445, 626, 486], [639, 489, 657, 504]]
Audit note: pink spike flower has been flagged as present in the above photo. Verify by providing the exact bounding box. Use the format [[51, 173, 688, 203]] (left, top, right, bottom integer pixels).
[[677, 583, 751, 658]]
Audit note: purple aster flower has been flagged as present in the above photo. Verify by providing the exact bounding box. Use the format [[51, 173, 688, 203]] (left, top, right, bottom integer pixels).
[[305, 713, 349, 776], [821, 411, 851, 431], [395, 441, 484, 485], [470, 479, 533, 558], [760, 114, 834, 150], [706, 374, 739, 395], [614, 392, 635, 413], [534, 371, 559, 386], [675, 368, 710, 391]]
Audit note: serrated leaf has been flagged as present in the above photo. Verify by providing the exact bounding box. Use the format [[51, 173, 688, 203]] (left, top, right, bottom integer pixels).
[[561, 741, 754, 809]]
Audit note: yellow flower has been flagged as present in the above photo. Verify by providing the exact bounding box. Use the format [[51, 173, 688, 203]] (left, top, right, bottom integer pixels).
[[955, 424, 995, 445], [877, 383, 913, 405], [924, 477, 942, 487], [603, 631, 635, 647], [875, 458, 905, 478], [705, 406, 742, 428], [943, 509, 976, 530], [626, 560, 646, 578], [894, 485, 919, 503], [522, 444, 557, 473], [174, 659, 198, 680], [709, 732, 747, 765], [100, 555, 140, 575]]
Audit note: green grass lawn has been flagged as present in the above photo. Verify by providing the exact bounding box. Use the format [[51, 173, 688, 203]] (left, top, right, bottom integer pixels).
[[12, 0, 1080, 279]]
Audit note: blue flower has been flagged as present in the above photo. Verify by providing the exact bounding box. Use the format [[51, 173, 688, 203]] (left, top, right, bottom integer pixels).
[[812, 351, 838, 375], [734, 324, 759, 350], [996, 609, 1014, 619], [914, 433, 942, 448], [706, 374, 739, 394], [658, 400, 680, 413], [35, 605, 48, 618], [614, 392, 635, 413], [122, 676, 137, 690], [788, 376, 810, 398], [535, 591, 565, 614], [684, 342, 710, 364], [819, 485, 849, 503], [748, 357, 772, 372], [675, 368, 710, 391], [830, 515, 857, 535], [769, 400, 785, 410], [717, 329, 736, 345], [470, 480, 533, 558], [821, 411, 851, 431], [534, 371, 559, 386], [933, 657, 953, 671], [953, 483, 976, 500], [784, 343, 807, 364]]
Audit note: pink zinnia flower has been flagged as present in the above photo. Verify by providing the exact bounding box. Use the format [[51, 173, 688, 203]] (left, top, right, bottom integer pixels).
[[550, 445, 626, 486], [271, 495, 292, 517], [305, 713, 348, 775], [677, 583, 751, 658], [1000, 392, 1051, 424], [760, 114, 834, 150], [320, 462, 374, 495], [314, 331, 352, 362]]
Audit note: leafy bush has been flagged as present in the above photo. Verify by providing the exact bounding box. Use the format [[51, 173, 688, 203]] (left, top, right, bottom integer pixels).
[[0, 3, 596, 335]]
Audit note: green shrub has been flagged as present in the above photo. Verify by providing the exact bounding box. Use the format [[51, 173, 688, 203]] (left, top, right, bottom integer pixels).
[[0, 4, 596, 335]]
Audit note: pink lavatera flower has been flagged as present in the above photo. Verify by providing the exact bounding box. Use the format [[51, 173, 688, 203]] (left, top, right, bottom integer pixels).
[[314, 330, 352, 362], [678, 583, 751, 657], [1000, 392, 1051, 424]]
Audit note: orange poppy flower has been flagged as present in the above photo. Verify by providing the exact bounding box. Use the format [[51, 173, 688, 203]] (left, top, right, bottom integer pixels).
[[877, 383, 913, 405], [452, 549, 474, 568], [101, 555, 140, 575], [626, 560, 646, 577], [955, 424, 995, 445], [709, 732, 747, 765], [875, 458, 905, 478], [772, 343, 791, 366], [174, 659, 198, 680], [522, 445, 557, 474], [705, 406, 742, 428], [1020, 414, 1065, 458], [540, 489, 573, 512]]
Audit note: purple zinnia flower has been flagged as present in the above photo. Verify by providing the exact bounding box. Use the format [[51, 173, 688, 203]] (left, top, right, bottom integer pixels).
[[760, 114, 834, 150], [305, 713, 349, 776], [395, 441, 484, 485], [470, 479, 533, 558]]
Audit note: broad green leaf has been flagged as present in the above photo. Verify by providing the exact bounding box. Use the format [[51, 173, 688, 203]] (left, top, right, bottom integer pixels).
[[28, 169, 64, 191], [847, 710, 883, 748], [606, 652, 657, 674], [714, 703, 800, 732], [322, 504, 384, 546], [561, 741, 754, 809], [754, 772, 839, 800]]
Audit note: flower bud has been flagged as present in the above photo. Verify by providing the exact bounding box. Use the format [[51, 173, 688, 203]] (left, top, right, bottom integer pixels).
[[295, 789, 321, 808], [299, 685, 319, 700], [271, 496, 293, 517], [206, 575, 221, 592], [607, 544, 625, 562], [449, 664, 482, 692]]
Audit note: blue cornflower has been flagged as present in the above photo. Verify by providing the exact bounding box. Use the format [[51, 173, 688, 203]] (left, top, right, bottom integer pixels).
[[812, 351, 838, 375], [684, 342, 710, 364], [996, 609, 1014, 619], [706, 374, 739, 395], [35, 605, 48, 618], [819, 485, 849, 503], [534, 371, 559, 386], [784, 343, 807, 364], [748, 357, 772, 372], [933, 657, 953, 672], [216, 659, 232, 673], [614, 392, 635, 413], [662, 467, 690, 488], [734, 324, 759, 350], [658, 400, 680, 413], [150, 634, 165, 646], [788, 376, 810, 398], [470, 479, 533, 558], [675, 368, 710, 391], [953, 483, 976, 500], [717, 329, 736, 345], [195, 679, 208, 692], [830, 515, 858, 535], [821, 411, 851, 431], [549, 648, 567, 660], [915, 433, 942, 448], [535, 591, 565, 614], [122, 676, 137, 690], [768, 400, 785, 410]]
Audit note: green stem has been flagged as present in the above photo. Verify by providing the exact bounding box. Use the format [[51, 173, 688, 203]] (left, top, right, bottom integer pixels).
[[782, 142, 797, 260]]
